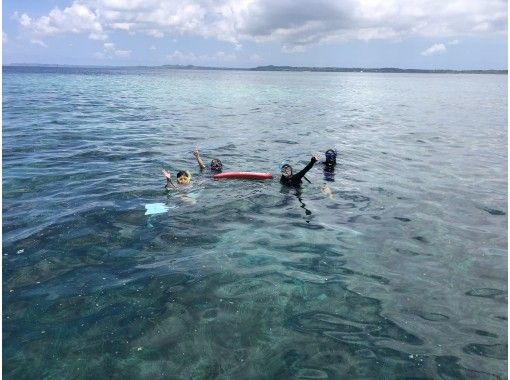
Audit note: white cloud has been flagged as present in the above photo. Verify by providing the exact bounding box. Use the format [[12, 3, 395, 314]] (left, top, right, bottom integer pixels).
[[96, 42, 132, 59], [31, 39, 48, 47], [13, 0, 508, 49], [448, 39, 460, 45], [89, 32, 108, 40], [473, 22, 490, 32], [111, 22, 134, 31], [115, 49, 132, 58], [219, 51, 237, 60], [421, 43, 446, 56], [147, 30, 164, 38], [14, 3, 106, 42], [19, 13, 32, 27], [3, 32, 8, 44], [282, 45, 307, 53], [166, 50, 198, 62], [150, 45, 156, 50], [166, 49, 236, 64]]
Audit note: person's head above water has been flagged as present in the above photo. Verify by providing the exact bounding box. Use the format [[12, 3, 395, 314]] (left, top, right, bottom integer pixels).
[[325, 149, 337, 166], [281, 164, 293, 178], [176, 170, 191, 185], [210, 159, 223, 172]]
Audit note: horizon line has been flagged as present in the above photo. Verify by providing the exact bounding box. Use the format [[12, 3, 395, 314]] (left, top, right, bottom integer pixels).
[[3, 63, 508, 73]]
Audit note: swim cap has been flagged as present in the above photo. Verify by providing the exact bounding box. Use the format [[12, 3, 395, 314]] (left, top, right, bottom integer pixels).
[[176, 170, 191, 185]]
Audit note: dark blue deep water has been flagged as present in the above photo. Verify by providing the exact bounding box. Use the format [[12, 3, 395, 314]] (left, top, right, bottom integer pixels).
[[3, 66, 507, 379]]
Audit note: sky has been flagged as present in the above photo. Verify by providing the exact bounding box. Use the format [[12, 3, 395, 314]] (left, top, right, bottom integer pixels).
[[2, 0, 508, 69]]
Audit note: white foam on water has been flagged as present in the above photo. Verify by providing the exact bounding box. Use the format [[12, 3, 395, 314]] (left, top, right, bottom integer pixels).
[[144, 203, 170, 215]]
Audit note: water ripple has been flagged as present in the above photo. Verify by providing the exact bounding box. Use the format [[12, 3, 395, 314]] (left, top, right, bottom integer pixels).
[[3, 68, 507, 379]]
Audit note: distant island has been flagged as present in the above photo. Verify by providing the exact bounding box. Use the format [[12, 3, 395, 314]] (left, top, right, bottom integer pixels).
[[249, 65, 507, 74], [4, 63, 507, 74]]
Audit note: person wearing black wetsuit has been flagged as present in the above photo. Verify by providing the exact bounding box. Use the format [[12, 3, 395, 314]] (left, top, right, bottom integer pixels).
[[280, 155, 319, 186], [193, 148, 223, 173], [322, 149, 337, 182]]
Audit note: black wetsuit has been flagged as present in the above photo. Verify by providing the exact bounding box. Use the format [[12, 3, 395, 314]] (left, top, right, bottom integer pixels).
[[280, 157, 317, 186], [323, 162, 336, 182]]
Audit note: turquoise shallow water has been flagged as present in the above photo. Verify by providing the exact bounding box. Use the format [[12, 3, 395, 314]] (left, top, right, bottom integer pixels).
[[3, 66, 507, 379]]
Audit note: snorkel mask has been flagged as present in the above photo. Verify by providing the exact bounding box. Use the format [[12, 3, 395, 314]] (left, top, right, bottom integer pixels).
[[281, 164, 293, 178], [176, 170, 191, 185], [325, 149, 337, 165], [210, 159, 222, 172]]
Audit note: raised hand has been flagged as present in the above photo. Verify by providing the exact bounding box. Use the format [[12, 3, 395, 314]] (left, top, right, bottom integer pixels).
[[193, 147, 206, 170], [162, 169, 171, 180]]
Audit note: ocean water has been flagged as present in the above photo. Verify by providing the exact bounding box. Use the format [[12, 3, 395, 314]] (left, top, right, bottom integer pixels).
[[3, 66, 507, 379]]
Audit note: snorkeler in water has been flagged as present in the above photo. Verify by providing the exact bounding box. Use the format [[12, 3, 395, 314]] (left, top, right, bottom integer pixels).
[[193, 148, 223, 173], [323, 149, 337, 167], [280, 154, 320, 187], [162, 169, 191, 190], [322, 148, 337, 182], [319, 149, 337, 198]]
